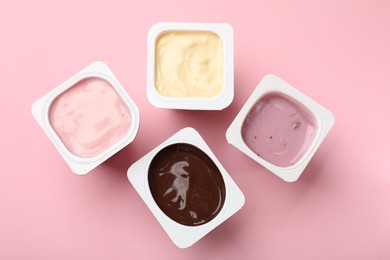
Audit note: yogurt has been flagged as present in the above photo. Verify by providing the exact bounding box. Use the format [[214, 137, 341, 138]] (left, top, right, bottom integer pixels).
[[155, 31, 223, 98], [49, 77, 132, 158], [241, 93, 317, 167], [148, 143, 226, 226]]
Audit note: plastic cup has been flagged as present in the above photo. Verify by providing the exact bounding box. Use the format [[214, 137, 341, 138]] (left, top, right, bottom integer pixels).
[[226, 74, 335, 182], [128, 127, 245, 248], [32, 61, 140, 175], [147, 22, 234, 110]]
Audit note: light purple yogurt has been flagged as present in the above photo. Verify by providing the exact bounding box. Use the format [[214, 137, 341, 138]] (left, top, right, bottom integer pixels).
[[241, 92, 317, 167]]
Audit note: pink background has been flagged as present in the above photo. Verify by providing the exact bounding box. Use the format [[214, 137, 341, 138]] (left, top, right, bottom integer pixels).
[[1, 0, 389, 259]]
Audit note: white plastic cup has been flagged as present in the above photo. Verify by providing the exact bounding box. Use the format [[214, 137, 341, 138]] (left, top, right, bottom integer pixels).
[[226, 74, 335, 182], [32, 61, 140, 175], [147, 22, 234, 110], [127, 127, 245, 248]]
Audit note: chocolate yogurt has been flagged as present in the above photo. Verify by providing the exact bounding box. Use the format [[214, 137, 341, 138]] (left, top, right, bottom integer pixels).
[[148, 143, 226, 226]]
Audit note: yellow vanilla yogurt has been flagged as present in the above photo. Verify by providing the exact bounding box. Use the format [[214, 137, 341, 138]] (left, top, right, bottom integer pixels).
[[155, 31, 224, 98]]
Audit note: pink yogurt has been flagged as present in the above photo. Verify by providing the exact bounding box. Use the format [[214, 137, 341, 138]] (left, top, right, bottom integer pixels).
[[241, 92, 317, 167], [49, 77, 131, 158]]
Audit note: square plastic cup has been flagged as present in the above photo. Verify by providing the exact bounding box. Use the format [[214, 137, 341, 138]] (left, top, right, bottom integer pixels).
[[147, 22, 234, 110], [127, 127, 245, 248], [32, 61, 140, 175], [226, 74, 335, 182]]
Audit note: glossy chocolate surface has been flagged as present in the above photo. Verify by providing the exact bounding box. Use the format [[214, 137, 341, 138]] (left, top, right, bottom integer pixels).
[[148, 143, 226, 226]]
